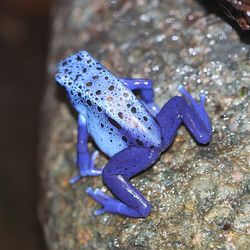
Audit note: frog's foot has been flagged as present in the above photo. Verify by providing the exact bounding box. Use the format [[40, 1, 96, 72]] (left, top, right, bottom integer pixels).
[[178, 85, 211, 131], [141, 100, 160, 117], [70, 151, 103, 185], [69, 168, 103, 184], [86, 187, 142, 217]]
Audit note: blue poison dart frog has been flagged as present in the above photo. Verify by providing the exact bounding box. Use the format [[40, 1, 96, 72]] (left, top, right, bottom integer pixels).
[[55, 51, 212, 218]]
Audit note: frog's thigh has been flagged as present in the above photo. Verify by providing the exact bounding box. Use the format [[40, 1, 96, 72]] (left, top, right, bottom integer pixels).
[[102, 146, 160, 217]]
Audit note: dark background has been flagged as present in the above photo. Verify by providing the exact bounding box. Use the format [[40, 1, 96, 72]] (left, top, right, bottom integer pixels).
[[0, 1, 52, 249]]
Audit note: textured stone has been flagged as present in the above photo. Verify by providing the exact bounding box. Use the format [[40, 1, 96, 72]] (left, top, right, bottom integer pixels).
[[41, 0, 250, 249]]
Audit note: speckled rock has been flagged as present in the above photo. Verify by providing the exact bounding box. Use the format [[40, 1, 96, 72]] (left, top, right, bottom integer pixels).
[[40, 0, 250, 249]]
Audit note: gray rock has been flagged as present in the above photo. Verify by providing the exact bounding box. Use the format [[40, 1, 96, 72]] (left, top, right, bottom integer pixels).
[[40, 0, 250, 249]]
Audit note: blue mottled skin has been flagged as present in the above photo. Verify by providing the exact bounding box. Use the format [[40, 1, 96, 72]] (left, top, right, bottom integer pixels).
[[55, 51, 212, 218]]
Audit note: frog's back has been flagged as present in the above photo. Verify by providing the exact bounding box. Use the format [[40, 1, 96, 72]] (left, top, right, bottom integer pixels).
[[56, 51, 162, 156]]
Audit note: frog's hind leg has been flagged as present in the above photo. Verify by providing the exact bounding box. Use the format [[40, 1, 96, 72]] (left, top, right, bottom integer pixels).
[[119, 77, 160, 116], [70, 114, 102, 184], [86, 147, 160, 217], [156, 86, 212, 150]]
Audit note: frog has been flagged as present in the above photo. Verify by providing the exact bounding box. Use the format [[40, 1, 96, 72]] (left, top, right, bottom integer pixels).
[[55, 50, 212, 218]]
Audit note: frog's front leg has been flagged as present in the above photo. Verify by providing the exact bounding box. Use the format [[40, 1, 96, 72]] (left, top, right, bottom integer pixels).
[[86, 147, 160, 217], [119, 78, 159, 116], [156, 86, 212, 150], [70, 114, 102, 184]]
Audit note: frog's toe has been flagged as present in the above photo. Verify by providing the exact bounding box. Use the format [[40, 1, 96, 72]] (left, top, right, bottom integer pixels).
[[70, 167, 103, 185], [178, 85, 194, 105], [82, 168, 103, 176], [90, 150, 99, 168], [86, 187, 123, 216], [83, 150, 103, 175], [86, 187, 113, 203], [69, 170, 101, 185], [94, 208, 106, 215], [78, 151, 103, 178], [178, 85, 206, 108], [69, 175, 82, 185], [86, 187, 97, 198]]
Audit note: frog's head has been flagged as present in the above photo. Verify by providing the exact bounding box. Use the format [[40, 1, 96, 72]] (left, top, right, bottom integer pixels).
[[55, 51, 100, 114], [55, 50, 95, 90]]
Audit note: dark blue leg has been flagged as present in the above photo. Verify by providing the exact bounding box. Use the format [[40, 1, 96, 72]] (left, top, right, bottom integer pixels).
[[86, 147, 160, 217], [178, 86, 211, 131], [156, 86, 212, 150], [119, 77, 160, 116], [70, 114, 102, 184]]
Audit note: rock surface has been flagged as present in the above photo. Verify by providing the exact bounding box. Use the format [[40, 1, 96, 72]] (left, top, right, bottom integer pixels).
[[41, 0, 250, 249]]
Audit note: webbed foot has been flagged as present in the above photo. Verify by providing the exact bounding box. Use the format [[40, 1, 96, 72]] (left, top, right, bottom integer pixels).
[[70, 151, 103, 184], [86, 187, 142, 217]]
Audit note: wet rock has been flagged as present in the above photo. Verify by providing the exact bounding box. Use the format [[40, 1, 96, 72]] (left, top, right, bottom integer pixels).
[[41, 0, 250, 249]]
